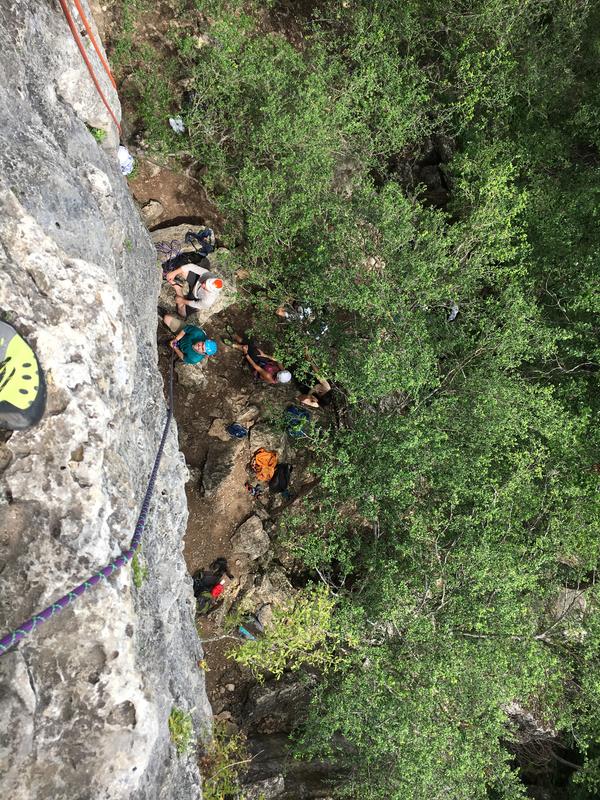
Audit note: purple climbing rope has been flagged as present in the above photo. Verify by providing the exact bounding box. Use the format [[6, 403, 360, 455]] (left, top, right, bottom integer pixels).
[[156, 240, 182, 278], [0, 354, 175, 657]]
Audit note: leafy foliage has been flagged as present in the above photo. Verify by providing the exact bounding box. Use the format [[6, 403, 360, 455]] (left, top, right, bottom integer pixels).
[[200, 722, 250, 800], [231, 584, 345, 679], [168, 707, 194, 755], [110, 0, 600, 796]]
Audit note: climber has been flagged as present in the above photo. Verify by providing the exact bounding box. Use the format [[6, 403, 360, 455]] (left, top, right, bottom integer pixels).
[[291, 352, 333, 408], [275, 300, 313, 323], [296, 376, 333, 409], [164, 253, 224, 316], [0, 319, 46, 430], [158, 309, 218, 365], [222, 328, 291, 386]]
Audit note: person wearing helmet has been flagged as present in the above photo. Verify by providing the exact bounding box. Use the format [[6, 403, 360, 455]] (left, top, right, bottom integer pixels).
[[222, 329, 291, 386], [164, 254, 224, 317], [158, 310, 218, 365]]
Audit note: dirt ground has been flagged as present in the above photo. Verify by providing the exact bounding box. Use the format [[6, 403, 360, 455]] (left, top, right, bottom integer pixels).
[[128, 159, 223, 232], [157, 299, 303, 717]]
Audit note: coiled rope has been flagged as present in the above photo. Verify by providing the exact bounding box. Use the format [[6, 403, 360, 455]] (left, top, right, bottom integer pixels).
[[58, 0, 121, 133], [0, 354, 174, 657]]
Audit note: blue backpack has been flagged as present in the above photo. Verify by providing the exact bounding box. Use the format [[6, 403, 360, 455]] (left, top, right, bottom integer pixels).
[[185, 228, 216, 256]]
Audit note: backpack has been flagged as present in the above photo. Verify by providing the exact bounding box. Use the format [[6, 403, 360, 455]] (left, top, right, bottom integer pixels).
[[251, 448, 278, 482], [269, 463, 293, 493], [185, 228, 216, 256], [192, 569, 219, 598], [285, 405, 311, 438]]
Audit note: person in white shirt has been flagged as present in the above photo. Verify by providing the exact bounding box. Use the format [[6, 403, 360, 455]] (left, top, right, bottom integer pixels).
[[165, 255, 224, 317]]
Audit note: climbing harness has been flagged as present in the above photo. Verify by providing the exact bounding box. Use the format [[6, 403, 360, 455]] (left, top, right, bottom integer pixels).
[[0, 355, 175, 657], [57, 0, 121, 134]]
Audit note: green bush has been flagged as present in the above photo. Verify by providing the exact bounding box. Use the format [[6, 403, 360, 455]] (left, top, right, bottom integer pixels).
[[168, 707, 194, 755]]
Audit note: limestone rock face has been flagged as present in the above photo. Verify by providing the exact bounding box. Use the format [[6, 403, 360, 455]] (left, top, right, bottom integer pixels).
[[0, 3, 210, 799], [230, 516, 270, 560]]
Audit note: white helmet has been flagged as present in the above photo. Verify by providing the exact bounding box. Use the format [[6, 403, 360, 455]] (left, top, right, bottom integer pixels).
[[276, 370, 292, 384], [205, 278, 223, 292]]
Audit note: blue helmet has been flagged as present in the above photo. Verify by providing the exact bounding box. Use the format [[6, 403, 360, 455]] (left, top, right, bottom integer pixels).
[[204, 339, 218, 356]]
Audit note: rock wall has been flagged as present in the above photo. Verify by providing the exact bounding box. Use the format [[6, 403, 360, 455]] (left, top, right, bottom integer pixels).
[[0, 2, 210, 798]]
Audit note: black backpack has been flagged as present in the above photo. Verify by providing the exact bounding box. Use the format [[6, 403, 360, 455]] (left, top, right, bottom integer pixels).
[[269, 463, 293, 493]]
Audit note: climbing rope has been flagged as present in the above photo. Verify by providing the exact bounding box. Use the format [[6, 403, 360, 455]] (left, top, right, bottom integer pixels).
[[0, 354, 175, 657], [58, 0, 121, 134], [72, 0, 117, 90], [156, 239, 183, 265]]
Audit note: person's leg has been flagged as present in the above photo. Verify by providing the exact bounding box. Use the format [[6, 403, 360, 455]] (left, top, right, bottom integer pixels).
[[0, 319, 46, 430], [173, 285, 188, 318], [229, 332, 247, 350], [162, 313, 185, 334], [246, 341, 262, 361]]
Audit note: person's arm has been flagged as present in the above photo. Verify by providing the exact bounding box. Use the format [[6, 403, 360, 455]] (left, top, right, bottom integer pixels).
[[169, 329, 185, 360], [304, 349, 329, 385], [166, 267, 187, 284], [245, 353, 277, 384]]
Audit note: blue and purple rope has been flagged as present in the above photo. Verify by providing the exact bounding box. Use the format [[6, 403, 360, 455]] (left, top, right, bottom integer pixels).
[[0, 354, 175, 657]]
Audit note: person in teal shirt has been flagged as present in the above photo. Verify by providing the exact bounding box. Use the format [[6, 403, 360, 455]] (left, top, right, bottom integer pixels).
[[159, 311, 218, 365]]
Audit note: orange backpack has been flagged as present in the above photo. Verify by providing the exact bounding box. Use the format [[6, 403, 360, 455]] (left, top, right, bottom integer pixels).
[[251, 448, 278, 482]]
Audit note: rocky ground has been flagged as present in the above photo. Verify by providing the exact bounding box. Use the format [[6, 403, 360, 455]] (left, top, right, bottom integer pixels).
[[150, 221, 330, 797]]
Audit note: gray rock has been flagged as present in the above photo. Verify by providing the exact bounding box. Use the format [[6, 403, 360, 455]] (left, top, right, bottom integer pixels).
[[230, 516, 270, 559], [0, 3, 210, 798], [207, 418, 232, 442], [243, 775, 285, 800], [242, 570, 295, 612], [175, 360, 209, 389], [250, 422, 283, 455], [237, 404, 260, 423], [141, 199, 164, 224], [202, 439, 244, 496], [244, 673, 318, 734], [151, 224, 237, 327]]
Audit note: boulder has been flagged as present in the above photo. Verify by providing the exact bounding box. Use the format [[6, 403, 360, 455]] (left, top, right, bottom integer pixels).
[[237, 404, 260, 424], [243, 775, 285, 800], [207, 418, 232, 442], [241, 569, 294, 613], [202, 439, 245, 496], [175, 360, 209, 389], [250, 422, 284, 455], [151, 223, 238, 326], [141, 199, 163, 225], [230, 516, 270, 560], [243, 673, 318, 734]]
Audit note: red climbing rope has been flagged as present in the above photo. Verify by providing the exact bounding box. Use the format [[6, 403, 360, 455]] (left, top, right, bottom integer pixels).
[[57, 0, 121, 133], [72, 0, 117, 90]]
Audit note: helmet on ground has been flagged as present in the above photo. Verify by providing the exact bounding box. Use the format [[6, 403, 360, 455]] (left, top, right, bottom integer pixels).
[[205, 278, 223, 291], [204, 339, 218, 356], [276, 370, 292, 384]]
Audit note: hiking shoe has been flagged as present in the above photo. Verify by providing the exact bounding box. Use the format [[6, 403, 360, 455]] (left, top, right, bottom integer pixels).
[[225, 324, 235, 337], [0, 320, 46, 430], [221, 336, 234, 347]]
